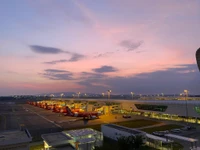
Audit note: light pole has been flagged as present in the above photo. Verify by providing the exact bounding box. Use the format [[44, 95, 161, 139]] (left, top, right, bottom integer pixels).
[[102, 93, 105, 98], [184, 90, 189, 124], [50, 94, 54, 98], [107, 90, 111, 100], [77, 92, 80, 98], [60, 93, 64, 98], [131, 92, 134, 100]]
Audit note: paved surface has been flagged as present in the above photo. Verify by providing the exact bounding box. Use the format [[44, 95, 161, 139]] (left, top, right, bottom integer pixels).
[[2, 103, 200, 150], [0, 104, 62, 141], [23, 104, 143, 130], [137, 122, 166, 129], [136, 116, 200, 149], [0, 104, 19, 131]]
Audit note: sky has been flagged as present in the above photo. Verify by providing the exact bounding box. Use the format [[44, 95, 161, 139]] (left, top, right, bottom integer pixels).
[[0, 0, 200, 96]]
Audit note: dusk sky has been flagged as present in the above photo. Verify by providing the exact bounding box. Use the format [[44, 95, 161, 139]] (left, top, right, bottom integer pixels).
[[0, 0, 200, 96]]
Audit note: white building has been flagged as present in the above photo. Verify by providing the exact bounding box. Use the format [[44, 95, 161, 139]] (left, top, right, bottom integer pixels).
[[42, 128, 103, 150], [0, 129, 32, 150], [101, 124, 145, 141], [42, 132, 74, 150]]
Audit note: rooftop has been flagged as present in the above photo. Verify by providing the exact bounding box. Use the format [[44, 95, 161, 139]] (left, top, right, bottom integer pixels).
[[63, 128, 99, 137], [165, 134, 198, 142], [49, 145, 75, 150], [78, 137, 95, 144], [104, 124, 143, 135], [146, 134, 172, 143], [0, 129, 32, 146], [42, 132, 73, 147]]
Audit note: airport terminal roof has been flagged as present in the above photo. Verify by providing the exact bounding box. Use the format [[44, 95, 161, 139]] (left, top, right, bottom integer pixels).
[[53, 98, 200, 105], [49, 145, 75, 150], [0, 130, 32, 146], [42, 132, 73, 147], [63, 128, 100, 137], [146, 134, 172, 143], [165, 134, 198, 142], [78, 137, 95, 144], [104, 124, 143, 135]]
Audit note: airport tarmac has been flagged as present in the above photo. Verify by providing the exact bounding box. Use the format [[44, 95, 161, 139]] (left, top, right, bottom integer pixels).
[[0, 104, 19, 131], [23, 104, 142, 130], [0, 104, 62, 141]]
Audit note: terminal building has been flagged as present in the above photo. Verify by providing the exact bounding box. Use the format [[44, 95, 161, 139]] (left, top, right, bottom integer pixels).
[[121, 100, 200, 123], [101, 124, 145, 141], [42, 128, 103, 150], [50, 98, 200, 124], [0, 129, 32, 150]]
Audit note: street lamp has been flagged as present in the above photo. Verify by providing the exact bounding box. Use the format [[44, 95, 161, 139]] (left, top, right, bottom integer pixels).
[[50, 94, 54, 98], [102, 93, 105, 97], [107, 90, 111, 100], [60, 93, 64, 98], [131, 92, 134, 100], [184, 90, 189, 123], [77, 92, 81, 98]]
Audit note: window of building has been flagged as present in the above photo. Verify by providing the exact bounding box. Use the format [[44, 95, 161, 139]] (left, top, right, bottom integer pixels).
[[135, 104, 168, 112]]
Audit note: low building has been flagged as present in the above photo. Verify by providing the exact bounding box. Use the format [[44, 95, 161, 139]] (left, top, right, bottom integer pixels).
[[0, 129, 32, 150], [42, 128, 103, 150], [101, 124, 146, 141], [42, 132, 75, 150]]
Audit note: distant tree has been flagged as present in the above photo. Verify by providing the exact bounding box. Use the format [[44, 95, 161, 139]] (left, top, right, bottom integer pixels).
[[117, 136, 130, 150], [117, 135, 144, 150], [94, 143, 114, 150], [132, 135, 144, 149], [95, 135, 144, 150]]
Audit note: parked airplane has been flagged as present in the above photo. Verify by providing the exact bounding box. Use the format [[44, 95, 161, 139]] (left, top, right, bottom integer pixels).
[[62, 106, 100, 119]]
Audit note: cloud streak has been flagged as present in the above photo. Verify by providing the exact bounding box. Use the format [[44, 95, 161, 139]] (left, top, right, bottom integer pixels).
[[92, 65, 118, 73], [44, 59, 68, 65], [78, 64, 200, 94], [30, 45, 68, 54], [119, 40, 144, 51], [30, 45, 85, 64], [94, 52, 114, 58], [43, 53, 85, 64], [41, 69, 73, 80], [69, 53, 84, 62]]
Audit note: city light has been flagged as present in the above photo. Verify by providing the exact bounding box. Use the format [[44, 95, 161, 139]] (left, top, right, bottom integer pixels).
[[77, 92, 81, 98], [107, 90, 111, 100], [131, 92, 134, 100]]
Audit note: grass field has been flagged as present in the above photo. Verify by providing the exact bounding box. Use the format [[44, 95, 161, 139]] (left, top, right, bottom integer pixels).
[[115, 119, 159, 128], [141, 124, 183, 133]]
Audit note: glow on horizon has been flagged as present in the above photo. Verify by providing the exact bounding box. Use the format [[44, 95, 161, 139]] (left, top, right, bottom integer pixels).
[[0, 0, 200, 95]]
